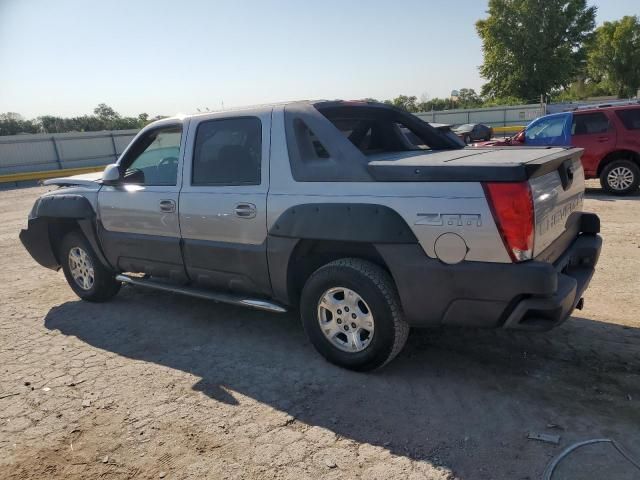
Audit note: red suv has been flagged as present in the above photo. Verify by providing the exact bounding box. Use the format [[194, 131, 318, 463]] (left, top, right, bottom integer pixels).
[[480, 104, 640, 195]]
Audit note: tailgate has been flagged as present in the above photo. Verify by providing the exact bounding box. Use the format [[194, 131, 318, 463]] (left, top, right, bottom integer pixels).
[[529, 155, 585, 259]]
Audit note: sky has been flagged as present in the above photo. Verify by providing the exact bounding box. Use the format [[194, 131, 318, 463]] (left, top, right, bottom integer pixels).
[[1, 0, 638, 119]]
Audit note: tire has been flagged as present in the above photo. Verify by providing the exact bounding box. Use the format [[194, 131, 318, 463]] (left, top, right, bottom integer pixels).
[[59, 231, 121, 302], [300, 258, 409, 371], [464, 134, 471, 145], [600, 159, 640, 195]]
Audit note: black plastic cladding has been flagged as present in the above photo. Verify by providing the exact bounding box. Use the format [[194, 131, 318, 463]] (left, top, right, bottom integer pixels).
[[269, 204, 418, 244]]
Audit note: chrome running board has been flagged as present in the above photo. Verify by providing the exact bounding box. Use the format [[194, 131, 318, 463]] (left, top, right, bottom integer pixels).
[[115, 274, 287, 313]]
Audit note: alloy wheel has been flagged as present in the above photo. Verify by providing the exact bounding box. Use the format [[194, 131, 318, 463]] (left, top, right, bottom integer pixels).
[[317, 287, 375, 352], [68, 246, 95, 291]]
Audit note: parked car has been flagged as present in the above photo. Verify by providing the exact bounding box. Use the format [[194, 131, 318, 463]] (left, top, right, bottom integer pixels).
[[453, 123, 493, 144], [20, 100, 601, 371], [402, 123, 464, 147], [478, 104, 640, 195]]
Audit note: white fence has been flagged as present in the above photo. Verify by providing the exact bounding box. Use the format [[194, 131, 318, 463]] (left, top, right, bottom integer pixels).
[[415, 104, 544, 128], [0, 129, 138, 176]]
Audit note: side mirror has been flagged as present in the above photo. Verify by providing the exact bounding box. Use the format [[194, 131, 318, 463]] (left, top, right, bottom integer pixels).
[[101, 164, 121, 184]]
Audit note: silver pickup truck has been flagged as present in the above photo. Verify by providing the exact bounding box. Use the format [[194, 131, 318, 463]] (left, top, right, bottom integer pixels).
[[20, 100, 602, 370]]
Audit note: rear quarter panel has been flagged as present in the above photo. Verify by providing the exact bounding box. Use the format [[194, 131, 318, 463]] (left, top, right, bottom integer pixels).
[[268, 107, 511, 263]]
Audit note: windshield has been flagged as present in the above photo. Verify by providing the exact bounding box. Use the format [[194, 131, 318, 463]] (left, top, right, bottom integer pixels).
[[524, 113, 570, 146]]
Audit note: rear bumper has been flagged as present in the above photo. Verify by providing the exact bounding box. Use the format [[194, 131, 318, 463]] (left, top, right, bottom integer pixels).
[[376, 216, 602, 330], [501, 233, 601, 330]]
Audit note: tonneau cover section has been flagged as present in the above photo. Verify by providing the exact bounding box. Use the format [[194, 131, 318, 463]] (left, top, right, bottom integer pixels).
[[367, 147, 583, 182]]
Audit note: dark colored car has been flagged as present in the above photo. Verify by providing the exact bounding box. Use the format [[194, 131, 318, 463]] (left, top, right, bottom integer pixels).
[[453, 123, 493, 144]]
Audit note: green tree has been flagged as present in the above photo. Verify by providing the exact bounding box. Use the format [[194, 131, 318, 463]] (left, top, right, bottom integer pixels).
[[416, 97, 458, 112], [587, 15, 640, 98], [476, 0, 596, 100], [480, 96, 526, 107], [0, 105, 159, 136], [385, 95, 419, 112], [550, 77, 613, 102], [93, 103, 120, 120], [457, 88, 483, 108], [0, 113, 38, 136]]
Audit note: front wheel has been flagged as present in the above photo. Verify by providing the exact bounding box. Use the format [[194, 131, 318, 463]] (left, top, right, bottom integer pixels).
[[600, 159, 640, 195], [300, 258, 409, 371], [59, 231, 121, 302]]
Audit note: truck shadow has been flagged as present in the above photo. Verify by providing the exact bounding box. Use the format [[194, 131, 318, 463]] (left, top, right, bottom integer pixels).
[[585, 187, 640, 201], [43, 287, 640, 477]]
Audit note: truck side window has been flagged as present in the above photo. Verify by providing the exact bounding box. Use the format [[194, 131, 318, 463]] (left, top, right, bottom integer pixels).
[[571, 113, 610, 135], [615, 108, 640, 130], [192, 117, 262, 186], [322, 116, 429, 154], [122, 126, 182, 186]]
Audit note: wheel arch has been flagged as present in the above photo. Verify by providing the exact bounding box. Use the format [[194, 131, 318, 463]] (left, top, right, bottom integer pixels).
[[24, 195, 112, 270], [48, 218, 84, 265], [267, 203, 417, 306], [284, 239, 392, 307], [596, 149, 640, 177]]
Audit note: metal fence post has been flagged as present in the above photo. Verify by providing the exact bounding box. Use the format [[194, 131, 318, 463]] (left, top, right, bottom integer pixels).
[[51, 136, 63, 170], [110, 132, 118, 163]]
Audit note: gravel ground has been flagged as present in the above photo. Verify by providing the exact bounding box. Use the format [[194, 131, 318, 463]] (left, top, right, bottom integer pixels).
[[1, 183, 639, 480]]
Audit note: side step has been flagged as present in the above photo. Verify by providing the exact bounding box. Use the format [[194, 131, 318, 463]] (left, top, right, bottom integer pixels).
[[115, 274, 287, 314]]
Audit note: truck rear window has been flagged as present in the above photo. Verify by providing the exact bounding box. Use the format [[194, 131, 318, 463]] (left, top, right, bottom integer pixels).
[[315, 104, 459, 155], [322, 116, 431, 155]]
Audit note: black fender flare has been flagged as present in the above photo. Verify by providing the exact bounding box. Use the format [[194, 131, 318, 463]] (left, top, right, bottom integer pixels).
[[268, 203, 417, 243], [24, 195, 112, 270], [267, 203, 417, 304]]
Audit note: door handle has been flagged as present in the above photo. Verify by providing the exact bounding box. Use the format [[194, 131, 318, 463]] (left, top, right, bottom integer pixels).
[[159, 199, 176, 213], [234, 203, 257, 219], [597, 136, 610, 143]]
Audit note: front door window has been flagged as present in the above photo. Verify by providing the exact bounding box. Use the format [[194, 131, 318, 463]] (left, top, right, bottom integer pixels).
[[121, 126, 182, 186]]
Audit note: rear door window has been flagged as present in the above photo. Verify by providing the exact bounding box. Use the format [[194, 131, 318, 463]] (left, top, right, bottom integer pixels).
[[615, 108, 640, 130], [192, 117, 262, 186], [571, 113, 610, 135]]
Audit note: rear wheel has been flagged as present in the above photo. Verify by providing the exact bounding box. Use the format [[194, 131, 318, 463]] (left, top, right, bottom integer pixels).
[[59, 231, 121, 302], [600, 159, 640, 195], [300, 258, 409, 371]]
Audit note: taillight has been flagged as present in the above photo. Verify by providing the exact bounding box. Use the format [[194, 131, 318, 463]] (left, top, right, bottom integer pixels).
[[482, 182, 534, 262]]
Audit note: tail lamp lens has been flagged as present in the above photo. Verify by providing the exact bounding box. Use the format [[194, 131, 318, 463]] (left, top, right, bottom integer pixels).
[[483, 182, 534, 262]]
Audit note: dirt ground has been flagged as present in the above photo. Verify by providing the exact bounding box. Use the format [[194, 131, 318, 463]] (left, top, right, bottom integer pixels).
[[0, 183, 639, 480]]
